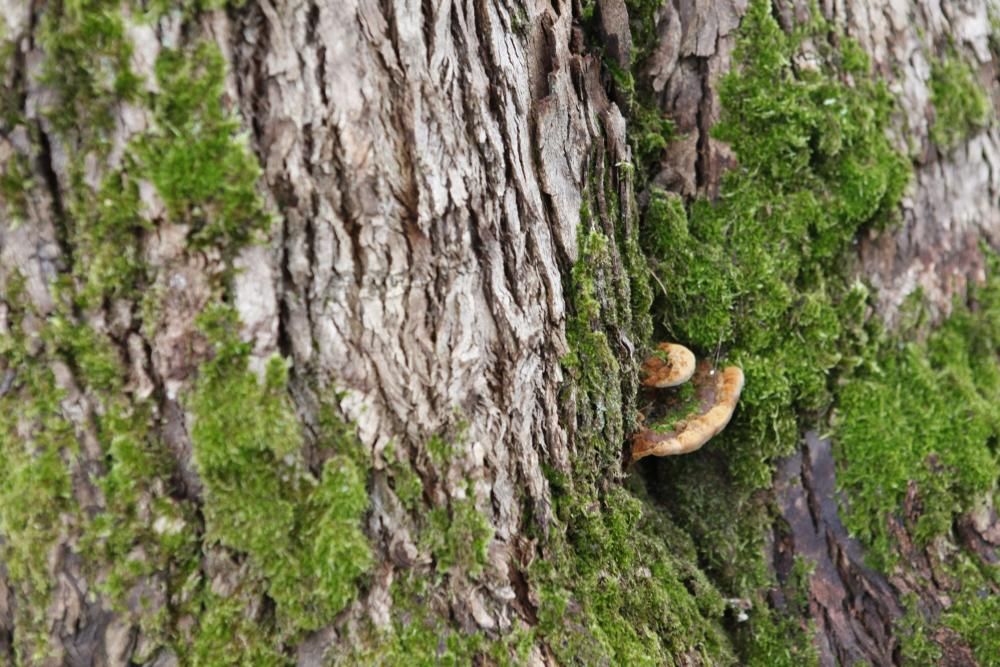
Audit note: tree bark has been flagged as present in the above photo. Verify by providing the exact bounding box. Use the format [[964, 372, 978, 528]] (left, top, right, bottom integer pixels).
[[0, 0, 998, 665]]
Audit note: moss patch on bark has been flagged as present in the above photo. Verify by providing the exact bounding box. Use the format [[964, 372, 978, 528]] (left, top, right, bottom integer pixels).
[[188, 305, 372, 639], [929, 48, 991, 151], [1, 2, 375, 661], [834, 268, 1000, 572]]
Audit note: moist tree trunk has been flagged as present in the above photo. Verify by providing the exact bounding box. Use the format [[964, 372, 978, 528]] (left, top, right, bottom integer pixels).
[[0, 1, 997, 665]]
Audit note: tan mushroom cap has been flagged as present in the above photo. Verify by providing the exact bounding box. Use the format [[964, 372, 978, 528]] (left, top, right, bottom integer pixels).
[[631, 364, 745, 461], [641, 342, 696, 388]]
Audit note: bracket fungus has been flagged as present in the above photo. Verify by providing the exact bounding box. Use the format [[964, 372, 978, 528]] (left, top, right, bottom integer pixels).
[[631, 344, 745, 462], [640, 342, 697, 388]]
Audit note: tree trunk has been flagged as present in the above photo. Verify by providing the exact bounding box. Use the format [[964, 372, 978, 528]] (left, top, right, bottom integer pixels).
[[0, 1, 997, 666]]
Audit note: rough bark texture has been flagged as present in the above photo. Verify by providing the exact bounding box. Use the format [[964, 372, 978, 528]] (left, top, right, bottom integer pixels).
[[229, 0, 594, 631], [1, 0, 999, 664]]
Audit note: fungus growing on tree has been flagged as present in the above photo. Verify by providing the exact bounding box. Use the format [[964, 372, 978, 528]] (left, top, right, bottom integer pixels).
[[641, 342, 697, 388], [631, 350, 745, 462]]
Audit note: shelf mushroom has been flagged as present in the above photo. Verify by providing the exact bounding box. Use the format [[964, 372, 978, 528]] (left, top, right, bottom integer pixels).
[[640, 342, 696, 388], [631, 345, 744, 462]]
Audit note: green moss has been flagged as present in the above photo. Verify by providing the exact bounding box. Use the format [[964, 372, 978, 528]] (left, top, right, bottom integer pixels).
[[892, 549, 1000, 664], [384, 441, 425, 512], [896, 593, 943, 665], [46, 34, 269, 308], [341, 570, 501, 666], [929, 48, 991, 151], [189, 579, 291, 667], [424, 493, 494, 577], [343, 433, 528, 663], [738, 608, 818, 667], [18, 7, 369, 656], [0, 20, 23, 128], [0, 151, 32, 225], [63, 166, 147, 307], [941, 558, 1000, 665], [0, 1, 381, 661], [1, 280, 201, 658], [834, 262, 1000, 571], [646, 381, 700, 432], [625, 0, 668, 59], [562, 224, 626, 471], [139, 43, 271, 251], [38, 0, 140, 139], [46, 307, 201, 643], [632, 2, 912, 660], [534, 478, 735, 665], [0, 280, 185, 660], [189, 305, 372, 637], [735, 556, 818, 666], [533, 204, 736, 663], [630, 105, 676, 174], [643, 0, 910, 566], [426, 434, 449, 463], [0, 276, 80, 661]]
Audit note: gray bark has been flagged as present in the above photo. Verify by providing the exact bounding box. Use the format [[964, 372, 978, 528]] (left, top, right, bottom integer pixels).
[[1, 0, 999, 664]]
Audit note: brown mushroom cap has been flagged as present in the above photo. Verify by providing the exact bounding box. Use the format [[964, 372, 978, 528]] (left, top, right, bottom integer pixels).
[[631, 362, 745, 461], [641, 342, 696, 388]]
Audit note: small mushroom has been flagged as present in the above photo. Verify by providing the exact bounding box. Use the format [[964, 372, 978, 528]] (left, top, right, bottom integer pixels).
[[631, 361, 745, 461], [641, 342, 696, 388]]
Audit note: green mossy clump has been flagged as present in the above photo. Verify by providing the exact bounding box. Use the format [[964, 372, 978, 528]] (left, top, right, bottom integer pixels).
[[140, 43, 271, 250], [189, 580, 292, 667], [630, 105, 677, 173], [562, 224, 626, 471], [643, 0, 909, 554], [893, 546, 1000, 665], [646, 0, 909, 486], [37, 3, 270, 305], [189, 305, 372, 638], [929, 49, 991, 151], [7, 2, 374, 659], [738, 610, 819, 667], [834, 263, 1000, 571], [38, 0, 140, 139], [734, 556, 819, 666], [0, 152, 32, 225], [533, 478, 735, 665], [424, 494, 494, 577], [345, 573, 487, 666], [59, 37, 270, 308], [66, 168, 147, 306], [896, 594, 944, 666], [0, 278, 199, 659], [637, 0, 909, 659], [941, 561, 1000, 666]]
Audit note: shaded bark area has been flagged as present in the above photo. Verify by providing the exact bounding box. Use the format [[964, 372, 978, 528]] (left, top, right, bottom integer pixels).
[[775, 433, 1000, 666], [642, 0, 744, 198], [774, 433, 902, 666]]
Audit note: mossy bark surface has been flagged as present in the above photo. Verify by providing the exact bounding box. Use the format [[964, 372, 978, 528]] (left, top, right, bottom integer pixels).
[[0, 0, 999, 665]]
